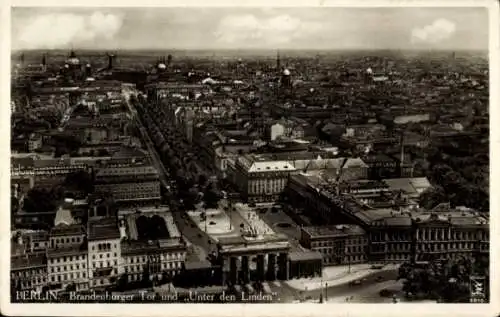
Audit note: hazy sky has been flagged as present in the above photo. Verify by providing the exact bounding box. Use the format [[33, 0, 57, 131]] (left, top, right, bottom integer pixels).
[[11, 7, 489, 50]]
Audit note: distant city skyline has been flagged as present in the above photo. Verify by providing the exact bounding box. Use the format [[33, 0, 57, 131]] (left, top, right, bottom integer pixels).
[[12, 7, 489, 51]]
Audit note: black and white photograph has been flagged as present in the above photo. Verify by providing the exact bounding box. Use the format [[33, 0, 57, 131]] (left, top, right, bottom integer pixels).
[[3, 1, 498, 316]]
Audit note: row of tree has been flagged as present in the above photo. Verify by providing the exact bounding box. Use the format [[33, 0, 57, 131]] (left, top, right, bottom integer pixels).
[[417, 137, 489, 212], [133, 94, 221, 211]]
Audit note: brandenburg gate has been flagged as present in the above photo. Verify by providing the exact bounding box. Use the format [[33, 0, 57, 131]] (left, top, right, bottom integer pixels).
[[217, 234, 290, 285]]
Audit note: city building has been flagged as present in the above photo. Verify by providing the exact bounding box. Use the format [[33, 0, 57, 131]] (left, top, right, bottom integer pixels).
[[28, 133, 43, 152], [46, 204, 88, 293], [288, 251, 323, 278], [267, 119, 306, 141], [361, 153, 399, 179], [118, 206, 187, 284], [145, 82, 211, 104], [300, 225, 368, 266], [228, 154, 298, 203], [11, 254, 47, 293], [46, 242, 88, 293], [382, 177, 432, 201], [94, 165, 161, 205], [23, 231, 50, 254], [87, 218, 122, 290], [286, 173, 490, 265]]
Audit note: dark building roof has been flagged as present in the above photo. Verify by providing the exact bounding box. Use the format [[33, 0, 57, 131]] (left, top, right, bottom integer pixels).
[[50, 224, 86, 237], [302, 224, 366, 238], [11, 254, 47, 270], [121, 239, 185, 256], [47, 244, 87, 258], [88, 218, 120, 241]]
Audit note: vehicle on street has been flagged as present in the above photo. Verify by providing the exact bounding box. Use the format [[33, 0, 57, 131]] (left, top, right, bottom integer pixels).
[[349, 280, 362, 286]]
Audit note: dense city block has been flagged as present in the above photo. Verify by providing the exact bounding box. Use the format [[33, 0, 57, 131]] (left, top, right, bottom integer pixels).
[[10, 47, 489, 303]]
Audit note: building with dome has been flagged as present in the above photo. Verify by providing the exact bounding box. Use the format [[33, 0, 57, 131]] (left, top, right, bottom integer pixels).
[[66, 50, 81, 67], [61, 50, 84, 82], [281, 68, 292, 88]]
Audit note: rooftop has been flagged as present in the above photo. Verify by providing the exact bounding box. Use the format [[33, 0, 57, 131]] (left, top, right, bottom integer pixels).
[[88, 218, 120, 241], [47, 244, 87, 258], [11, 254, 46, 270], [218, 233, 289, 247], [383, 177, 432, 195], [361, 153, 397, 164], [111, 146, 148, 159], [50, 223, 85, 237], [54, 204, 77, 227], [302, 224, 366, 238], [342, 158, 368, 169], [121, 239, 185, 256], [120, 206, 181, 241], [237, 154, 297, 173], [288, 251, 323, 262], [24, 230, 49, 241], [95, 165, 159, 178]]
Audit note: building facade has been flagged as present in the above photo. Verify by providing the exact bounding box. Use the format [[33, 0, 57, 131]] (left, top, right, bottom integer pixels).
[[121, 241, 186, 284], [287, 174, 490, 265], [87, 218, 122, 290], [229, 155, 298, 203], [94, 165, 161, 205], [11, 254, 47, 293], [46, 223, 88, 292], [300, 225, 368, 266]]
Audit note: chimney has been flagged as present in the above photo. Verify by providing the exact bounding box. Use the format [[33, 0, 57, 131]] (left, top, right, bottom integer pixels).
[[107, 53, 114, 70]]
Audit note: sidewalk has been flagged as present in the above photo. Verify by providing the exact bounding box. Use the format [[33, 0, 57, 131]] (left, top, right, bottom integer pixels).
[[285, 264, 399, 291]]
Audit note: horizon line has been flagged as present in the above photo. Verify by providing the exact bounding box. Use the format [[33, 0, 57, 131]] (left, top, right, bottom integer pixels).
[[11, 47, 488, 52]]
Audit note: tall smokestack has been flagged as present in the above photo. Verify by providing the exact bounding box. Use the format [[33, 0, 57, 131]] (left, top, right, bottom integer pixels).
[[107, 53, 115, 70], [167, 54, 173, 67], [400, 132, 405, 176], [41, 54, 47, 71]]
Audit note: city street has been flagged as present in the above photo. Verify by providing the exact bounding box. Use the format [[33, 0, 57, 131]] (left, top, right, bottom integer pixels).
[[122, 90, 171, 189], [123, 89, 217, 261], [275, 267, 400, 303], [171, 208, 218, 258]]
